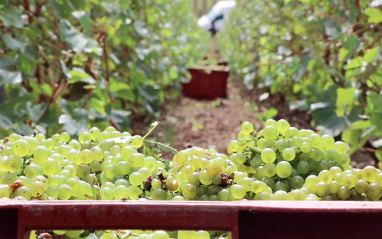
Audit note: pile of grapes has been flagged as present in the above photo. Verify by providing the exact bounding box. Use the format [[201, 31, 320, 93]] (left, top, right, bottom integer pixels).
[[1, 119, 381, 238]]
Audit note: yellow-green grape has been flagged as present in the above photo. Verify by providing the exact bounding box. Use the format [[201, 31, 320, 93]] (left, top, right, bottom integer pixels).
[[0, 184, 10, 198], [334, 141, 348, 154], [276, 119, 290, 134], [143, 156, 157, 171], [199, 170, 213, 185], [128, 185, 142, 200], [5, 155, 23, 172], [59, 132, 70, 143], [275, 161, 292, 178], [89, 127, 101, 140], [152, 230, 170, 239], [129, 172, 143, 186], [363, 166, 378, 182], [206, 160, 222, 176], [282, 148, 296, 161], [131, 135, 144, 148], [196, 230, 210, 239], [264, 119, 277, 127], [315, 182, 330, 197], [261, 148, 276, 164], [305, 175, 319, 190], [182, 183, 197, 199], [272, 190, 290, 200], [263, 164, 276, 178], [100, 187, 115, 200], [241, 121, 254, 135], [285, 127, 301, 139], [341, 174, 357, 188], [128, 153, 145, 168], [263, 125, 278, 140], [288, 189, 306, 200], [24, 163, 43, 179], [321, 135, 335, 150], [329, 180, 340, 194], [230, 184, 246, 199], [65, 230, 84, 238], [337, 186, 351, 199], [12, 139, 31, 157]]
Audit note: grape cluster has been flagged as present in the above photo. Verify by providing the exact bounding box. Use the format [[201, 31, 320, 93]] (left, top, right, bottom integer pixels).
[[1, 119, 381, 239]]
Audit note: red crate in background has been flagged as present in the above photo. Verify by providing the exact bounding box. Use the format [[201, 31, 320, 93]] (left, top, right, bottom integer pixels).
[[2, 200, 382, 239], [182, 63, 229, 100]]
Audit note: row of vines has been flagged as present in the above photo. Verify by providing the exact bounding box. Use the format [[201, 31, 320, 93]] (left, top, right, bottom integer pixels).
[[0, 0, 209, 137], [217, 0, 382, 161]]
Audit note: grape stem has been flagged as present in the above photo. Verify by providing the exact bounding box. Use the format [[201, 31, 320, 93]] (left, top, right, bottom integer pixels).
[[144, 139, 179, 154], [143, 121, 159, 140], [249, 147, 262, 154]]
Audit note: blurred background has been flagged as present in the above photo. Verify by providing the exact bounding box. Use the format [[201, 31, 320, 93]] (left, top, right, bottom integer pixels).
[[0, 0, 381, 167]]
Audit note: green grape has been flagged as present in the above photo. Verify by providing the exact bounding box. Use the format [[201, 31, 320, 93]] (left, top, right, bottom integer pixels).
[[304, 194, 320, 201], [230, 184, 246, 199], [282, 148, 296, 161], [275, 140, 287, 151], [318, 170, 332, 184], [241, 121, 254, 135], [275, 161, 292, 178], [5, 155, 23, 172], [334, 141, 348, 154], [30, 180, 46, 197], [13, 186, 32, 200], [104, 164, 117, 179], [199, 170, 213, 185], [272, 190, 290, 200], [188, 172, 200, 186], [67, 178, 79, 191], [128, 153, 145, 168], [12, 139, 31, 157], [110, 145, 121, 156], [116, 161, 130, 175], [100, 187, 115, 200], [337, 186, 351, 199], [354, 179, 368, 194], [291, 175, 304, 189], [65, 230, 84, 238], [366, 183, 382, 200], [78, 132, 91, 144], [50, 153, 64, 164], [0, 184, 10, 198], [143, 156, 158, 172], [78, 149, 94, 164], [24, 164, 43, 179], [182, 183, 197, 199], [46, 186, 59, 199], [285, 127, 300, 139], [329, 180, 340, 194], [77, 164, 91, 178], [196, 230, 210, 239], [151, 188, 167, 200], [322, 135, 335, 150], [128, 186, 142, 200], [89, 127, 101, 140], [250, 157, 263, 168], [261, 148, 276, 164], [131, 135, 144, 148], [363, 166, 378, 182], [254, 191, 272, 200], [152, 230, 169, 239], [217, 189, 231, 201], [288, 189, 306, 200], [274, 181, 288, 192], [305, 175, 319, 189], [178, 230, 197, 239], [263, 163, 276, 177], [129, 172, 143, 186], [300, 142, 311, 153], [32, 146, 49, 164], [228, 140, 239, 154], [238, 177, 253, 191], [206, 160, 222, 176], [276, 119, 290, 134], [315, 182, 330, 197], [338, 154, 350, 166], [263, 125, 278, 140], [341, 174, 357, 188]]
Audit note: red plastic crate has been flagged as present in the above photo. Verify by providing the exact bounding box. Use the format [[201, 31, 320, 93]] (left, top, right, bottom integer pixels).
[[2, 200, 382, 239], [182, 65, 229, 100]]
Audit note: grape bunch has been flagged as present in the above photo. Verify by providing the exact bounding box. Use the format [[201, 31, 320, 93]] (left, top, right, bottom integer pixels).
[[1, 119, 382, 239]]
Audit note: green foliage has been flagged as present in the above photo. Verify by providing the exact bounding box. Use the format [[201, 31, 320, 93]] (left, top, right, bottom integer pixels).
[[0, 0, 209, 137], [217, 0, 382, 159]]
